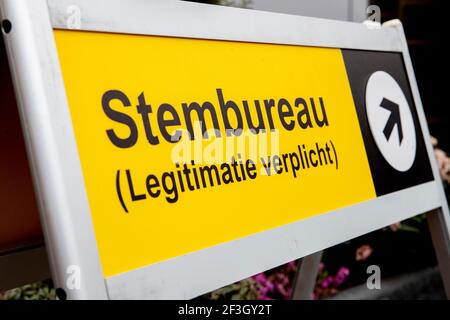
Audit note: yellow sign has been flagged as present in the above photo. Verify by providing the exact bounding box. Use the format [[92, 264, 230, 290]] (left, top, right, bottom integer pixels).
[[54, 30, 376, 277]]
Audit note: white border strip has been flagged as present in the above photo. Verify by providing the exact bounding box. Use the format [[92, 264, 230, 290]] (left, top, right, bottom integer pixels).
[[106, 181, 442, 299], [47, 0, 403, 51]]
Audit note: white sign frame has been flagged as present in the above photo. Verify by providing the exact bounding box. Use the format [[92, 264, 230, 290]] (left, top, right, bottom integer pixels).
[[0, 0, 449, 299]]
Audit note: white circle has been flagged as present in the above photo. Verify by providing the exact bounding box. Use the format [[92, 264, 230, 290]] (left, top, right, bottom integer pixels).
[[365, 71, 416, 172]]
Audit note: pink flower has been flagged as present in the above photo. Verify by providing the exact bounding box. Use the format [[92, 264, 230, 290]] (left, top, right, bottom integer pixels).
[[389, 222, 401, 232], [321, 276, 334, 288], [253, 273, 267, 283], [318, 262, 325, 273], [356, 244, 373, 261], [333, 267, 350, 286], [319, 267, 350, 288], [431, 136, 450, 184], [435, 149, 450, 184], [431, 136, 438, 147]]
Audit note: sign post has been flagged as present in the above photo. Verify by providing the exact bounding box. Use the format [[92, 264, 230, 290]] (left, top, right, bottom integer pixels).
[[291, 251, 323, 300], [1, 0, 449, 299]]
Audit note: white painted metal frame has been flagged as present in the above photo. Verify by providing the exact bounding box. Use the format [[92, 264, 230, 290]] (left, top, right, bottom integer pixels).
[[0, 0, 448, 299]]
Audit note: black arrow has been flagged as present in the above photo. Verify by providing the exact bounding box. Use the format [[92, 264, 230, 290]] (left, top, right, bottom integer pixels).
[[380, 97, 403, 144]]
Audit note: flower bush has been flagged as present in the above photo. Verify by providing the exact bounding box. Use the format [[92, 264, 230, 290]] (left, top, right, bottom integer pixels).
[[0, 281, 55, 300], [252, 261, 297, 300]]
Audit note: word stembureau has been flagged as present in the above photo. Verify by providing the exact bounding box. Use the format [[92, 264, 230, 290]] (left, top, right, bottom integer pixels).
[[102, 88, 338, 209], [102, 88, 329, 147]]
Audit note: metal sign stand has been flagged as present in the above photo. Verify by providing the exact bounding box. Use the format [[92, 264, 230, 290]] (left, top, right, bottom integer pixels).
[[427, 208, 450, 298], [291, 251, 323, 300], [0, 1, 449, 300]]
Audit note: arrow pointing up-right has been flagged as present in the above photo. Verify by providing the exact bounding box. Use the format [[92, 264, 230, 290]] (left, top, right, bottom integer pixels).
[[380, 97, 403, 144]]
